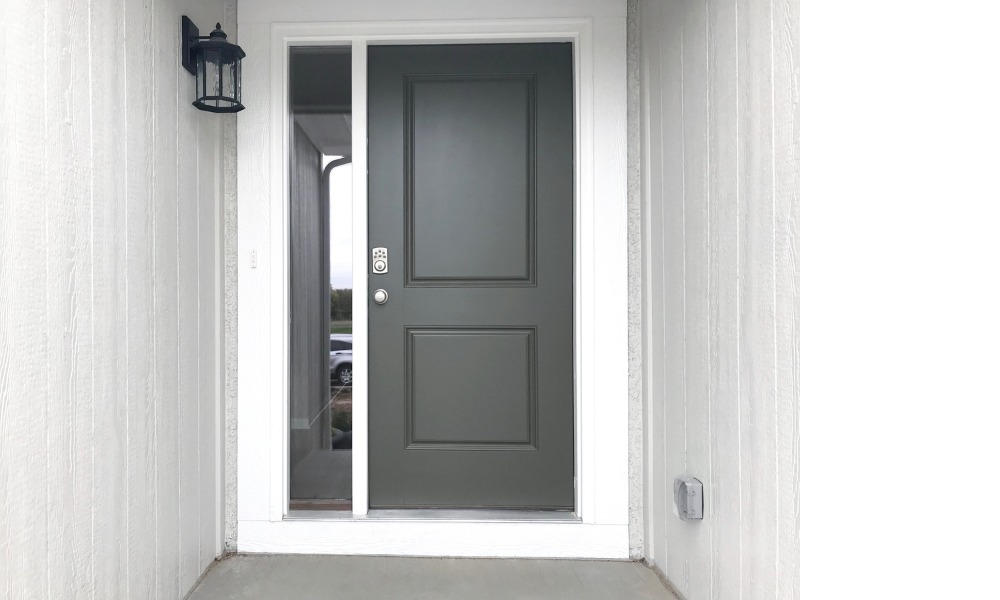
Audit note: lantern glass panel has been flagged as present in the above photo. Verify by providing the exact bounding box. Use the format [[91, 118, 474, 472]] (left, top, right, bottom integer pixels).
[[227, 60, 240, 103], [195, 50, 222, 108], [195, 52, 205, 103], [208, 48, 223, 109]]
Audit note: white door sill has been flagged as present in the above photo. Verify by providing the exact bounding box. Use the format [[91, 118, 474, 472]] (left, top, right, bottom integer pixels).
[[285, 508, 581, 522]]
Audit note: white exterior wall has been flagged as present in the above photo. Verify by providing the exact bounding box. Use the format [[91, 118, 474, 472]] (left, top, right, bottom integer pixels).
[[0, 0, 231, 597], [637, 0, 799, 598]]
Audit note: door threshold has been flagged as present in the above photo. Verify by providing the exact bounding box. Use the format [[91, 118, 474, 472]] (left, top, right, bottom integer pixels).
[[285, 508, 581, 523]]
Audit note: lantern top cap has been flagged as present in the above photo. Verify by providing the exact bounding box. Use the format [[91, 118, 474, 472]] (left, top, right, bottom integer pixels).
[[191, 23, 246, 62]]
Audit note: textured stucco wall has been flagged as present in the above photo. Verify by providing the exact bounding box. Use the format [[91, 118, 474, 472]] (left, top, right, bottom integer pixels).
[[626, 0, 644, 560], [223, 0, 240, 553]]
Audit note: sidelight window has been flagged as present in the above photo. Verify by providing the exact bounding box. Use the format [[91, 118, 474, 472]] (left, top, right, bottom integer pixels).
[[288, 46, 354, 511]]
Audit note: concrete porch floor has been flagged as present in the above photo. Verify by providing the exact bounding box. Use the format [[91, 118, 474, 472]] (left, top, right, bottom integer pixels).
[[187, 555, 678, 600]]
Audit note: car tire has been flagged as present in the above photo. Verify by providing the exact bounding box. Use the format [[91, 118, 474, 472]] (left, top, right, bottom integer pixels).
[[336, 364, 352, 387]]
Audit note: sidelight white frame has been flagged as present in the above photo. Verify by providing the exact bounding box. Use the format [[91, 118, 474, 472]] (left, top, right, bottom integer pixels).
[[237, 16, 628, 558]]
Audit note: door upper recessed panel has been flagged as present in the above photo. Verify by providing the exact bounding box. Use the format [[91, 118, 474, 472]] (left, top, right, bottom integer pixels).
[[405, 74, 536, 287]]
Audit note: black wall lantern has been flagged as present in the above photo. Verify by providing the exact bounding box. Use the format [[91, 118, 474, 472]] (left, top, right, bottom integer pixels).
[[181, 16, 245, 113]]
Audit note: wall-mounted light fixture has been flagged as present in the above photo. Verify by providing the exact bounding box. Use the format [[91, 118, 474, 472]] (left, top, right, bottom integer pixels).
[[181, 16, 245, 113]]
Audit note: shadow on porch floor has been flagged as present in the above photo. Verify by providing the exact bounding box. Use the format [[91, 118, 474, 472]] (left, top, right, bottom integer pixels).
[[186, 554, 678, 600]]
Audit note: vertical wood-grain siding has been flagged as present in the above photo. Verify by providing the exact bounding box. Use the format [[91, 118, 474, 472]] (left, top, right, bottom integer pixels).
[[90, 0, 130, 596], [638, 0, 799, 598], [1, 0, 229, 597], [3, 4, 51, 599]]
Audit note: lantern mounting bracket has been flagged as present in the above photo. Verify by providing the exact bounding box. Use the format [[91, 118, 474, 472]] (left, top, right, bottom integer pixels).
[[181, 16, 200, 76]]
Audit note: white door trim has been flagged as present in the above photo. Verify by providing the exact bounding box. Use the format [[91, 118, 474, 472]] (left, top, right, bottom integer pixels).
[[237, 16, 628, 558]]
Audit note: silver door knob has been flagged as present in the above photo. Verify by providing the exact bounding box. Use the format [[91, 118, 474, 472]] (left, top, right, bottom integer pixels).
[[373, 289, 388, 305]]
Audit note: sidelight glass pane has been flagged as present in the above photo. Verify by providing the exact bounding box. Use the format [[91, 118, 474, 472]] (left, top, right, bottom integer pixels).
[[288, 47, 353, 511]]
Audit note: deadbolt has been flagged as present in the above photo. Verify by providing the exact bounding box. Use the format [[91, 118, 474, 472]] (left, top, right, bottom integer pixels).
[[372, 247, 388, 274], [373, 289, 388, 305]]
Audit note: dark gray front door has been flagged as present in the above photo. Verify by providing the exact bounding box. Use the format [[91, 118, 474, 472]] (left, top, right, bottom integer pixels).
[[368, 43, 574, 509]]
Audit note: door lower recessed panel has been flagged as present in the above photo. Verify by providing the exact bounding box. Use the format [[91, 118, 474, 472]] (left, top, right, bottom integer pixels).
[[406, 327, 537, 450]]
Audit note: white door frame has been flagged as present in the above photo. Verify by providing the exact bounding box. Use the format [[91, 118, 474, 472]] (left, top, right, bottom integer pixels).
[[236, 17, 629, 557]]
